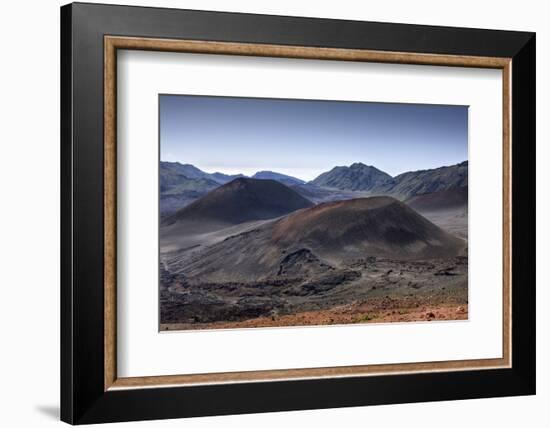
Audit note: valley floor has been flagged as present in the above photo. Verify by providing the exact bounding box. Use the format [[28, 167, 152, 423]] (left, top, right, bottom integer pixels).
[[159, 190, 469, 331], [160, 256, 468, 330], [161, 300, 468, 331]]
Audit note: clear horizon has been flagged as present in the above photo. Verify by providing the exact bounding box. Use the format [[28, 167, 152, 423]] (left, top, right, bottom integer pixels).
[[160, 95, 468, 181]]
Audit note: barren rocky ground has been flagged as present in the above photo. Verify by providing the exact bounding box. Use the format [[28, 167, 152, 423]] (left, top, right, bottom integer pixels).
[[160, 255, 468, 328], [159, 178, 468, 331]]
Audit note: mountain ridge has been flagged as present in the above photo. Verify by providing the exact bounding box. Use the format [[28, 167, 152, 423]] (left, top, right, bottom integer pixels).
[[160, 160, 468, 215], [161, 161, 244, 184], [381, 161, 468, 199], [310, 162, 393, 191], [310, 161, 468, 200]]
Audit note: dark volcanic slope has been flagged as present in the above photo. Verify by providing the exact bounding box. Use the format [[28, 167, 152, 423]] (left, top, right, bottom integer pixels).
[[310, 163, 393, 191], [405, 187, 468, 212], [164, 177, 314, 226], [173, 196, 466, 283], [270, 197, 464, 258]]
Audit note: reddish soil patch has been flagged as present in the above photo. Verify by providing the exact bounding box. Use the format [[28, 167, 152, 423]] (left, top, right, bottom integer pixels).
[[161, 297, 468, 331]]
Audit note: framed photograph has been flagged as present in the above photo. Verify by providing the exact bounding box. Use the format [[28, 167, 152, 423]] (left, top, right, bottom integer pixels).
[[61, 2, 536, 424]]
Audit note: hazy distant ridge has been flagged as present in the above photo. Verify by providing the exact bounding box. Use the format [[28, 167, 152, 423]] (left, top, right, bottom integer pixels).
[[310, 161, 468, 200], [252, 170, 305, 185], [161, 161, 244, 184], [379, 161, 468, 199], [160, 160, 468, 215], [160, 162, 308, 216]]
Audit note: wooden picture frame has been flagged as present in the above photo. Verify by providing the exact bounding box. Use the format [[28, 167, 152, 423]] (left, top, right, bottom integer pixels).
[[61, 2, 535, 424]]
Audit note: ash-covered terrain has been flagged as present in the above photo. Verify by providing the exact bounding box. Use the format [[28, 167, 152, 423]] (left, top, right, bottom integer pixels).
[[160, 162, 468, 330]]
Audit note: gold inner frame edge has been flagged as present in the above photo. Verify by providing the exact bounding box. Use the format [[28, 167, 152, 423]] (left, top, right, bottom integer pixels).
[[104, 36, 512, 391]]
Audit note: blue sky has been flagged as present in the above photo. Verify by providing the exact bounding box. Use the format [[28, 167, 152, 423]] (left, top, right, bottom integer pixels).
[[160, 94, 468, 181]]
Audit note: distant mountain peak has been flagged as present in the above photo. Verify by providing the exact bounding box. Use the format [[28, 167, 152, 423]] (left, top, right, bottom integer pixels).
[[252, 170, 305, 185], [310, 162, 393, 191], [309, 160, 468, 199], [160, 161, 246, 184]]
